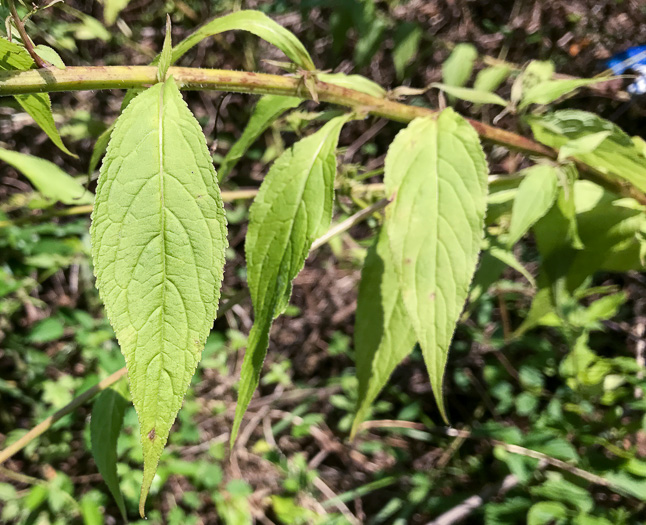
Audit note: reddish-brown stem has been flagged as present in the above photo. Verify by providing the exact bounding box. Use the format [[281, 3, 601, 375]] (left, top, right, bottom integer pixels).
[[0, 65, 643, 204], [7, 0, 47, 68]]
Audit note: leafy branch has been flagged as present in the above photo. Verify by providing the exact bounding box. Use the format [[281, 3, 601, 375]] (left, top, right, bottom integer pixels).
[[1, 66, 644, 204], [6, 0, 47, 68]]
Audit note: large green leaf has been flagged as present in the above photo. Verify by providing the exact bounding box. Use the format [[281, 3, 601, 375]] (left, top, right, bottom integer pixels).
[[527, 110, 646, 193], [384, 109, 488, 420], [172, 10, 315, 70], [0, 148, 93, 205], [533, 180, 646, 291], [90, 382, 128, 520], [91, 77, 227, 516], [0, 38, 74, 156], [232, 115, 348, 444], [507, 165, 559, 246], [218, 95, 301, 181], [351, 228, 417, 439]]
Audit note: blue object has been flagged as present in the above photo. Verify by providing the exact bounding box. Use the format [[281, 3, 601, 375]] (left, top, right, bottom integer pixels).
[[607, 45, 646, 95]]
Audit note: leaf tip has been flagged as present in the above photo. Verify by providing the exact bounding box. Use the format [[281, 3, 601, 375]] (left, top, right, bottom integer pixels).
[[348, 420, 361, 442], [434, 390, 450, 425]]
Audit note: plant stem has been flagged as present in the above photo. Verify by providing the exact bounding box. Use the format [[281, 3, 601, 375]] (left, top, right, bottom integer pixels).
[[361, 420, 617, 493], [0, 367, 127, 465], [0, 66, 553, 155], [7, 0, 47, 68], [1, 65, 642, 204], [0, 200, 386, 465], [311, 198, 387, 250]]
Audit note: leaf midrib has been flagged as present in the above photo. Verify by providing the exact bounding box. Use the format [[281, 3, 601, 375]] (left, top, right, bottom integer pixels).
[[154, 82, 166, 431]]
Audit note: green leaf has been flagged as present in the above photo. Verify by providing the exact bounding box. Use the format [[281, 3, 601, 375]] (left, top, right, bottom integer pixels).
[[520, 77, 613, 109], [530, 476, 594, 513], [513, 286, 560, 338], [573, 515, 612, 525], [218, 95, 301, 180], [0, 148, 93, 205], [34, 45, 66, 69], [485, 497, 532, 525], [473, 65, 511, 94], [527, 110, 646, 193], [384, 109, 488, 420], [442, 43, 477, 88], [119, 9, 315, 121], [172, 10, 315, 70], [351, 228, 417, 439], [70, 13, 112, 42], [28, 317, 64, 343], [80, 495, 104, 525], [90, 383, 128, 520], [527, 501, 568, 525], [392, 22, 422, 80], [489, 244, 536, 288], [558, 131, 611, 161], [157, 15, 172, 82], [468, 248, 507, 305], [507, 165, 559, 246], [102, 0, 131, 26], [354, 16, 387, 68], [605, 471, 646, 500], [90, 77, 228, 516], [318, 72, 387, 98], [232, 115, 349, 444], [0, 37, 35, 70], [533, 179, 646, 291], [430, 83, 508, 106], [0, 37, 74, 156], [511, 60, 554, 107]]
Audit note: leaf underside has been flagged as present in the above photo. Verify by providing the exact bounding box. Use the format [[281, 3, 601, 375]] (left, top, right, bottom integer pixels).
[[384, 109, 489, 421], [91, 77, 227, 516], [231, 115, 348, 444]]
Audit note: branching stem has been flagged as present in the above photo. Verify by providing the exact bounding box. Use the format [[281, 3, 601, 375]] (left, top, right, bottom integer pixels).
[[7, 0, 47, 68], [0, 66, 643, 204]]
